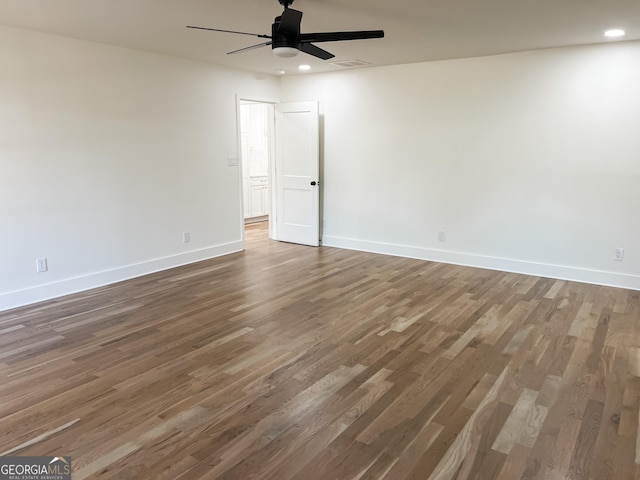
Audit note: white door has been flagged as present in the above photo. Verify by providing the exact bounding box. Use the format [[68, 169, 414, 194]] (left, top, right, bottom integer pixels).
[[274, 101, 320, 246]]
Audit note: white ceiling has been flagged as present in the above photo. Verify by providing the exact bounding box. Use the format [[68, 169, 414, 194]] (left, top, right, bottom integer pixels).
[[0, 0, 638, 76]]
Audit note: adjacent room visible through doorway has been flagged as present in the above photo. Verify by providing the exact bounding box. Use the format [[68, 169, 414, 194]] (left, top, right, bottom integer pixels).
[[239, 100, 274, 246]]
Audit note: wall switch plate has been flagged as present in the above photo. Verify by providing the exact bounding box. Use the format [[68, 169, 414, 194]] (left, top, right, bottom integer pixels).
[[36, 258, 48, 273], [438, 231, 447, 242], [615, 248, 624, 261], [183, 231, 191, 243]]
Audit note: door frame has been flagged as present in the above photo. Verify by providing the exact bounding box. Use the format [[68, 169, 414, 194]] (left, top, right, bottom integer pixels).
[[235, 95, 279, 247]]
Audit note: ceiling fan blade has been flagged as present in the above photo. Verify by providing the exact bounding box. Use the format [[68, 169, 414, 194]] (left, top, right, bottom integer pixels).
[[299, 30, 384, 43], [228, 42, 273, 55], [187, 26, 271, 39], [277, 8, 303, 35], [299, 43, 335, 60]]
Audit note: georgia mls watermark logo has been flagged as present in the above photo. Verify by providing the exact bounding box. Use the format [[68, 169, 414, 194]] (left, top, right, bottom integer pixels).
[[0, 456, 71, 480]]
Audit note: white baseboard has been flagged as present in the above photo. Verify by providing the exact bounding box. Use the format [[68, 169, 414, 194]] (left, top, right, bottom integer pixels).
[[322, 235, 640, 291], [244, 215, 268, 224], [0, 241, 243, 312]]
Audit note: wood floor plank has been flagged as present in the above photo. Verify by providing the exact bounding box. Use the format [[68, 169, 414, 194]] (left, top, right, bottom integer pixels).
[[568, 398, 605, 478], [1, 221, 639, 478], [427, 365, 508, 479]]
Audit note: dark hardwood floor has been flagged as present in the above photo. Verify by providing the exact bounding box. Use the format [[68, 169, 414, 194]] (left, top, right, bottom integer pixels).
[[1, 221, 639, 479]]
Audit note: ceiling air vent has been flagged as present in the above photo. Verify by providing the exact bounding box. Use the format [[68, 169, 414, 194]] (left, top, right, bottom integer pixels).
[[329, 59, 372, 68]]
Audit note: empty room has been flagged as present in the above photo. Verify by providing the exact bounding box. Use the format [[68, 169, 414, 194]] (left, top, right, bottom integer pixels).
[[1, 0, 640, 478]]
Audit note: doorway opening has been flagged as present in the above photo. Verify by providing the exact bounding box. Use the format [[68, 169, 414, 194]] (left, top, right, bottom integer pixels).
[[239, 100, 275, 245], [237, 99, 320, 248]]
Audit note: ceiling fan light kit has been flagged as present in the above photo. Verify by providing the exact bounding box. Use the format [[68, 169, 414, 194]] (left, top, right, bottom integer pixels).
[[187, 0, 384, 61], [273, 46, 299, 58]]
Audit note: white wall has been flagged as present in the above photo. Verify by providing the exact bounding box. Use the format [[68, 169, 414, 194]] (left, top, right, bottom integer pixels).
[[3, 29, 638, 312], [0, 26, 280, 310], [281, 42, 640, 289]]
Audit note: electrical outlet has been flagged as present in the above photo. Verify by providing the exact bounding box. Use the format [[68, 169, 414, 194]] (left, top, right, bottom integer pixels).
[[183, 231, 191, 243], [36, 257, 48, 273], [615, 248, 624, 261], [438, 231, 446, 242]]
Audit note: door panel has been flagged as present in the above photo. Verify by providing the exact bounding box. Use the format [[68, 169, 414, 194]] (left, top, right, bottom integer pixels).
[[275, 101, 320, 246]]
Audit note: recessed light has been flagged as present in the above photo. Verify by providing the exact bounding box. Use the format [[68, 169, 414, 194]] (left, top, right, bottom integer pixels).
[[298, 64, 311, 71], [604, 29, 626, 38], [274, 69, 286, 75]]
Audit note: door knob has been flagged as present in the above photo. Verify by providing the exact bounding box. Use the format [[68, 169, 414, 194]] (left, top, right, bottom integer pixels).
[[310, 181, 319, 186]]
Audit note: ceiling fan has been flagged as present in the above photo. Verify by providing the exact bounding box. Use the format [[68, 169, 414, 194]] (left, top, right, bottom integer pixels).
[[187, 0, 384, 60]]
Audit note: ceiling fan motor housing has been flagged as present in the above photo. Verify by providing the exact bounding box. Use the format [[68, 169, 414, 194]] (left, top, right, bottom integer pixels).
[[272, 17, 300, 50]]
